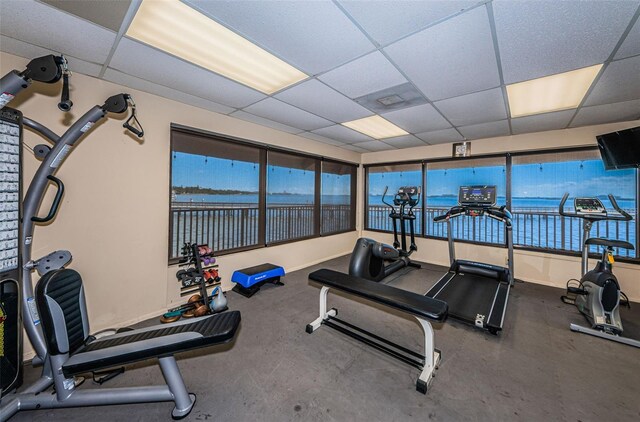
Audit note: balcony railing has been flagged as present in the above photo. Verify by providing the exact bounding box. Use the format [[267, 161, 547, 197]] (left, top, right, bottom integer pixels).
[[367, 206, 637, 258], [169, 203, 352, 259]]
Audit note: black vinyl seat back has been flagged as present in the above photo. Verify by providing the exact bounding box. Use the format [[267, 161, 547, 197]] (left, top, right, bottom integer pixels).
[[35, 269, 90, 356]]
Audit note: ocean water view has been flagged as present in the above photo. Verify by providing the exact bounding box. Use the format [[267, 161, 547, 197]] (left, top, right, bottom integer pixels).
[[170, 193, 637, 259]]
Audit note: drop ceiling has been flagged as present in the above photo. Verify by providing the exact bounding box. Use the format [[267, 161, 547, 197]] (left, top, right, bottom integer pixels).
[[1, 0, 639, 153]]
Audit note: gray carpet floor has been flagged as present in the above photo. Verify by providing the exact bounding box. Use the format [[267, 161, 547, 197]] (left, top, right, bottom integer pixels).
[[11, 254, 640, 421]]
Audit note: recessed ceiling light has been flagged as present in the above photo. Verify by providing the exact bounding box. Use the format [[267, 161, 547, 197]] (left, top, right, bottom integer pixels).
[[126, 0, 307, 94], [342, 115, 409, 139], [506, 64, 603, 118]]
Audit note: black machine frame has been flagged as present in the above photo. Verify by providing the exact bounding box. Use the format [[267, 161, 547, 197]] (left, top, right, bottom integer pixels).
[[425, 186, 514, 334]]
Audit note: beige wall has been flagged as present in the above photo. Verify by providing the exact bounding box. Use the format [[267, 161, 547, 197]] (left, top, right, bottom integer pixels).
[[1, 52, 359, 358], [360, 121, 640, 301]]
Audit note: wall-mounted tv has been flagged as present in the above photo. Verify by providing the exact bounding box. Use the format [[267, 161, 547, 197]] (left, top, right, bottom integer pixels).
[[596, 126, 640, 170]]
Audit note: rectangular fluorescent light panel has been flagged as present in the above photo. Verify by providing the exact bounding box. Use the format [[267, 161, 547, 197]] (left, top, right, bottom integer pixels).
[[342, 115, 408, 139], [506, 64, 603, 118], [126, 0, 307, 94]]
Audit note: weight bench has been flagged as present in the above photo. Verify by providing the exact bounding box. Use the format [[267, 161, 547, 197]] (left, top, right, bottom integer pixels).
[[306, 269, 447, 394], [0, 269, 241, 421]]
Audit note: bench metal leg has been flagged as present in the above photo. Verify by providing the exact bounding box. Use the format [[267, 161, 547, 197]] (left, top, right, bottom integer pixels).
[[159, 356, 196, 419], [306, 286, 337, 333], [415, 317, 440, 394]]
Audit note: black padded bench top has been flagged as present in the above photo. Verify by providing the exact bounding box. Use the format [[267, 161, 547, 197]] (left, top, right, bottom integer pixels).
[[63, 311, 240, 377], [309, 269, 448, 322]]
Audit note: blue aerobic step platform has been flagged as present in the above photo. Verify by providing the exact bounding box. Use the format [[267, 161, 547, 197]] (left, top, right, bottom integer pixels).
[[231, 263, 285, 298]]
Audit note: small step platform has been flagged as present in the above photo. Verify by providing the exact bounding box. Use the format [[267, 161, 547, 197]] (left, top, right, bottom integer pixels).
[[231, 263, 285, 298]]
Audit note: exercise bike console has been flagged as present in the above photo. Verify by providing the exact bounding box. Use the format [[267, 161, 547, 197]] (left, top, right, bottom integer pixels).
[[574, 198, 606, 216]]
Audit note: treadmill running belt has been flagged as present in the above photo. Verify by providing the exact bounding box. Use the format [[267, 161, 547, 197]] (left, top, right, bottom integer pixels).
[[429, 273, 498, 324]]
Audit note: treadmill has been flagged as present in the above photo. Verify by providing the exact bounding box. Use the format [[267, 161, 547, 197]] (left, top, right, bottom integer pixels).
[[425, 186, 514, 334]]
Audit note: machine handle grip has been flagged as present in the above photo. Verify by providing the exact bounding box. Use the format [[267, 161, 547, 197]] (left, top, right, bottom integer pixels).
[[381, 186, 393, 208], [608, 194, 633, 221], [433, 214, 448, 222], [558, 192, 575, 217], [32, 176, 64, 223]]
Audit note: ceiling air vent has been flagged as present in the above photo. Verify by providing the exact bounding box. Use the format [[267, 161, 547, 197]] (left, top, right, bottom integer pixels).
[[355, 82, 428, 113], [376, 95, 404, 106]]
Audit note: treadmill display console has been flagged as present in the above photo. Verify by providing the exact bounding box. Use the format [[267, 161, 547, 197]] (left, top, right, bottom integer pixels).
[[458, 186, 496, 207], [574, 197, 606, 215]]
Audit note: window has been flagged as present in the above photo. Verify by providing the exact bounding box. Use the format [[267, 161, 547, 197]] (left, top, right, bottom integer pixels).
[[512, 150, 637, 258], [170, 130, 263, 257], [366, 163, 422, 234], [425, 157, 507, 244], [169, 125, 357, 262], [266, 151, 318, 244], [321, 161, 356, 235]]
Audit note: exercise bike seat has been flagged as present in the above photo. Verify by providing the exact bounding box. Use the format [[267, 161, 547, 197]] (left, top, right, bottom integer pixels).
[[585, 237, 634, 250], [35, 268, 241, 377]]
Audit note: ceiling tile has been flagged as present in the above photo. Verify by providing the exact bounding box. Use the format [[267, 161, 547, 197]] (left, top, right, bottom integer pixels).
[[230, 111, 304, 134], [570, 99, 640, 127], [0, 35, 103, 77], [511, 110, 575, 135], [352, 140, 396, 152], [458, 120, 511, 140], [275, 79, 372, 122], [339, 0, 481, 46], [382, 135, 427, 149], [382, 103, 451, 133], [299, 132, 346, 146], [583, 55, 640, 106], [185, 0, 375, 75], [384, 6, 500, 101], [434, 88, 507, 127], [110, 38, 266, 108], [0, 0, 116, 63], [341, 144, 370, 153], [41, 0, 131, 32], [243, 98, 333, 131], [615, 16, 640, 60], [311, 124, 374, 144], [103, 68, 235, 115], [318, 51, 407, 99], [494, 0, 639, 84], [415, 128, 464, 144]]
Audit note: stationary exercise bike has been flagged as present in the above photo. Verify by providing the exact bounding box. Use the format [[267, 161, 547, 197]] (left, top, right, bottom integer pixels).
[[558, 193, 638, 348], [349, 186, 421, 282]]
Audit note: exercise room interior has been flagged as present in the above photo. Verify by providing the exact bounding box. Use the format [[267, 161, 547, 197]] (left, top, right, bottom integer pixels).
[[0, 1, 639, 421]]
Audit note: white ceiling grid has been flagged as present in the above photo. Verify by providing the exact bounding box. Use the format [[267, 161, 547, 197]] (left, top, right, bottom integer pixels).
[[0, 0, 638, 154]]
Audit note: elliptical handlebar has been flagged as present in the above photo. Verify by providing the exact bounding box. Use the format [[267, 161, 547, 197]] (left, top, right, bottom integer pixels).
[[381, 186, 393, 209]]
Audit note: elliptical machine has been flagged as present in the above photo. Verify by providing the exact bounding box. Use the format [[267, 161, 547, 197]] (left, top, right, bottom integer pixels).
[[558, 193, 638, 348], [349, 186, 421, 282]]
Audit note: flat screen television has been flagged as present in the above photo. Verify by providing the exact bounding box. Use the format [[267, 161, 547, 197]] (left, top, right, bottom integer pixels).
[[596, 126, 640, 170]]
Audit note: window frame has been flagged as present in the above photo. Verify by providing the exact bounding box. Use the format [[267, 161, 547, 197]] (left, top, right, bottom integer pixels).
[[363, 146, 640, 264], [320, 158, 358, 236], [169, 124, 357, 264]]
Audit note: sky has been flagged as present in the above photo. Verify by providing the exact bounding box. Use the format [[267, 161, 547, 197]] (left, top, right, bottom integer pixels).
[[173, 152, 635, 200], [172, 152, 350, 195]]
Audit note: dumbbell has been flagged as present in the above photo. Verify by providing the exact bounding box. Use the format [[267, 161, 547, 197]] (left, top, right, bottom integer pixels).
[[187, 294, 209, 317]]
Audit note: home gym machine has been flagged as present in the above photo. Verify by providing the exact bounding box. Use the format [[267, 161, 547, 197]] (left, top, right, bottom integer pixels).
[[426, 186, 514, 334], [558, 193, 638, 348], [0, 55, 240, 421], [349, 186, 421, 282]]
